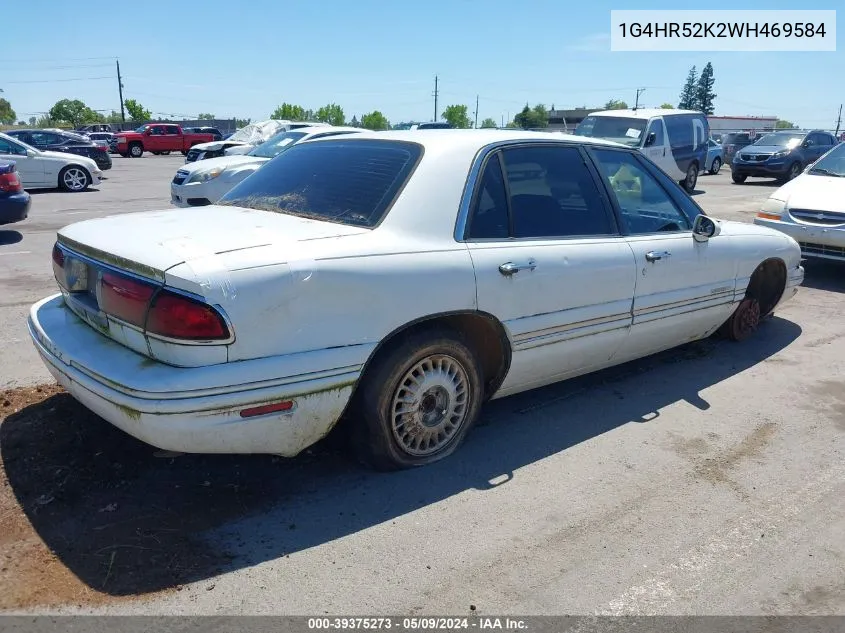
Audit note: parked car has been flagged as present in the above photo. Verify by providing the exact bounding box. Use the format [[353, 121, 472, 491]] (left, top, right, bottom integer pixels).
[[0, 132, 102, 191], [29, 131, 803, 469], [184, 127, 224, 141], [0, 161, 31, 226], [711, 133, 723, 143], [6, 129, 112, 171], [411, 122, 453, 129], [731, 130, 838, 184], [705, 138, 724, 175], [113, 124, 216, 158], [753, 140, 845, 262], [185, 120, 330, 163], [171, 126, 361, 207], [574, 108, 709, 193], [720, 132, 753, 166], [85, 132, 115, 150]]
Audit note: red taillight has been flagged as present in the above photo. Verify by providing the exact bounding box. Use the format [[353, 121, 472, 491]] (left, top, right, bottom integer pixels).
[[146, 291, 229, 340], [0, 172, 22, 193], [239, 401, 294, 418], [52, 244, 65, 268], [99, 272, 155, 327]]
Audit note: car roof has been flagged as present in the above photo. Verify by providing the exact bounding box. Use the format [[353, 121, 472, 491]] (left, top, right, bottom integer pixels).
[[299, 126, 362, 136], [304, 128, 627, 153], [587, 108, 702, 119]]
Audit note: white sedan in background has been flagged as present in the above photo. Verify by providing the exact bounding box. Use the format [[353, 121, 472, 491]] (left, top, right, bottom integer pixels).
[[0, 132, 102, 192], [170, 126, 361, 207], [30, 130, 802, 471], [754, 141, 845, 262]]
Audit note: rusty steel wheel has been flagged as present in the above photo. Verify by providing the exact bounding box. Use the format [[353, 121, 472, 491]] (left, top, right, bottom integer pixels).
[[726, 297, 761, 341]]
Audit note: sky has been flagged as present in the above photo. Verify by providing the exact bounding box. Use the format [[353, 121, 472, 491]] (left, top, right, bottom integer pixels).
[[2, 0, 842, 128]]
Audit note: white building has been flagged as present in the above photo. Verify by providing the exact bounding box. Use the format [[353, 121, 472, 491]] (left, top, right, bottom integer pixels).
[[706, 115, 779, 135]]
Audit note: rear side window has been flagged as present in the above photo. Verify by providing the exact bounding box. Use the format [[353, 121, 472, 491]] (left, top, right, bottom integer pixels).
[[219, 139, 422, 228]]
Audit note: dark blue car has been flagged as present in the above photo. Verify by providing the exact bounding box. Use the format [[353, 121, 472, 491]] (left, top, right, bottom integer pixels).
[[0, 161, 31, 226], [731, 129, 838, 184]]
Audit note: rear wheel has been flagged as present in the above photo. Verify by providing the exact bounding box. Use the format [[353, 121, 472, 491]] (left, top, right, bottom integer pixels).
[[709, 157, 721, 175], [731, 173, 747, 184], [59, 165, 91, 192], [351, 327, 484, 470], [680, 162, 698, 192]]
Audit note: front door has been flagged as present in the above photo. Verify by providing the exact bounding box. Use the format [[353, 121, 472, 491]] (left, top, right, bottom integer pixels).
[[588, 147, 738, 363], [463, 143, 637, 397], [0, 137, 44, 187], [147, 125, 167, 151]]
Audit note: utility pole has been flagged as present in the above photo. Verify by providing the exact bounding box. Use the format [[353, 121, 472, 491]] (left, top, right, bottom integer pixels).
[[116, 59, 126, 123], [474, 94, 479, 128], [836, 103, 843, 136], [433, 75, 439, 123], [634, 87, 646, 110]]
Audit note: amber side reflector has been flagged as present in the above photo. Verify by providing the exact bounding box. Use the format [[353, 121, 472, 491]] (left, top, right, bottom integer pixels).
[[239, 400, 295, 418], [757, 212, 782, 220]]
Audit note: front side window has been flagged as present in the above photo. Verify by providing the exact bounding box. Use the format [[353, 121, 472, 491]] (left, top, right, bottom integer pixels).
[[591, 149, 691, 234], [0, 138, 26, 155], [219, 139, 422, 228], [150, 126, 165, 135]]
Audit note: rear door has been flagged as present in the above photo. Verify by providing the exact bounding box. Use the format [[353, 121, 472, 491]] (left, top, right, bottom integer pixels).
[[463, 142, 637, 396], [588, 146, 737, 362], [164, 125, 183, 151]]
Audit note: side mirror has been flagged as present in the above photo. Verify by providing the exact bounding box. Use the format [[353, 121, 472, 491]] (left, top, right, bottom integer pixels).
[[692, 214, 720, 242], [803, 140, 812, 148], [644, 132, 656, 147]]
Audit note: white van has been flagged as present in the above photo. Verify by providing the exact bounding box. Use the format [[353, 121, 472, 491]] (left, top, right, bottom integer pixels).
[[574, 108, 709, 192]]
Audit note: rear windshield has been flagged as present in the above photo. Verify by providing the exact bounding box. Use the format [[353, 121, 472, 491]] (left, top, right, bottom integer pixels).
[[219, 139, 422, 228]]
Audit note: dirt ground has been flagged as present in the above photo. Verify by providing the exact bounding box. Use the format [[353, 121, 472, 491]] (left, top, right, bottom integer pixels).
[[0, 384, 348, 609]]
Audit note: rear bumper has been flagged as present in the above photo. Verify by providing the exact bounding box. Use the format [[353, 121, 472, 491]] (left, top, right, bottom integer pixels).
[[28, 294, 362, 456], [0, 192, 31, 225], [754, 218, 845, 262]]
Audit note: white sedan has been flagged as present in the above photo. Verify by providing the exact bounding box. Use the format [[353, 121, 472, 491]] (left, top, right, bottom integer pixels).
[[0, 132, 102, 191], [171, 126, 361, 207], [754, 141, 845, 262], [29, 130, 803, 470]]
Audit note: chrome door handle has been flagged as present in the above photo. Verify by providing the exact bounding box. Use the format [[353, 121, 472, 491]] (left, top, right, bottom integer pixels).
[[499, 259, 537, 276], [645, 250, 671, 262]]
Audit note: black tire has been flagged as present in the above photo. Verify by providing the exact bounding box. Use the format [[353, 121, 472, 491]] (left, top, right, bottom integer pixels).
[[709, 157, 721, 175], [732, 173, 747, 184], [680, 162, 698, 193], [129, 143, 143, 158], [351, 327, 484, 470], [58, 165, 91, 192], [784, 161, 802, 182]]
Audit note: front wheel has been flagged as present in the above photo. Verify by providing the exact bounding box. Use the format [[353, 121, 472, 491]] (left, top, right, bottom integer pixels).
[[732, 173, 747, 184], [680, 162, 698, 193], [720, 297, 761, 341], [129, 143, 143, 158], [59, 166, 91, 192], [784, 161, 802, 182], [352, 327, 484, 470], [709, 157, 722, 175]]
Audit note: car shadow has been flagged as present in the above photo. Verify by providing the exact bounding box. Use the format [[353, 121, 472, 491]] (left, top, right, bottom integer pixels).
[[0, 230, 23, 246], [27, 188, 101, 195], [732, 179, 784, 188], [801, 259, 845, 293], [0, 318, 802, 599]]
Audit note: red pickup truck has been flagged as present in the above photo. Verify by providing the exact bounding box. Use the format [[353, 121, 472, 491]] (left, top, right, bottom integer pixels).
[[114, 124, 215, 158]]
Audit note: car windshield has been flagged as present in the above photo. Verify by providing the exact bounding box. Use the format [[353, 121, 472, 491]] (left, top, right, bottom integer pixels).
[[574, 116, 647, 147], [220, 139, 423, 227], [753, 133, 803, 148], [808, 142, 845, 177], [247, 131, 308, 158]]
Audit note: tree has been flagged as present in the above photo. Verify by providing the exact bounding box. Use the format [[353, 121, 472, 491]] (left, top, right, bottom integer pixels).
[[678, 66, 698, 110], [695, 62, 717, 115], [350, 114, 360, 127], [0, 98, 16, 125], [271, 103, 307, 121], [361, 110, 389, 130], [604, 99, 628, 110], [124, 98, 152, 121], [197, 113, 215, 120], [104, 110, 124, 124], [28, 116, 36, 126], [441, 104, 472, 129], [315, 103, 345, 126], [513, 103, 549, 129], [480, 117, 497, 128], [48, 98, 99, 127], [660, 103, 674, 109], [234, 117, 251, 128], [776, 120, 797, 129]]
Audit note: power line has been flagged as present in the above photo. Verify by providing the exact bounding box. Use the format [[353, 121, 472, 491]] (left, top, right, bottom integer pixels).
[[3, 76, 113, 84]]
